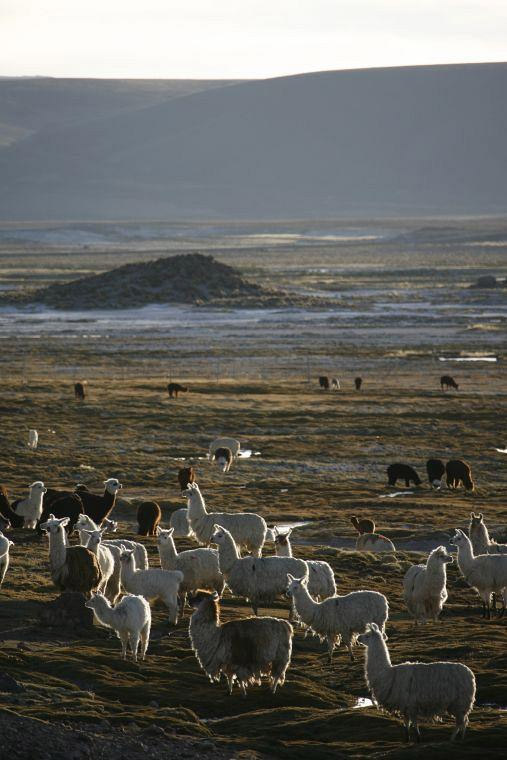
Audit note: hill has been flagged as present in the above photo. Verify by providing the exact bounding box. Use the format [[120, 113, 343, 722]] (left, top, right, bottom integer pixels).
[[7, 253, 299, 309], [0, 63, 506, 220], [0, 77, 241, 148]]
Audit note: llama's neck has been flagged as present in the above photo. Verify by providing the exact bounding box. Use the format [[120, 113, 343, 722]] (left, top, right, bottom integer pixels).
[[275, 540, 293, 558], [188, 490, 207, 519], [28, 489, 44, 511], [90, 597, 115, 628], [293, 584, 318, 625], [189, 605, 221, 671], [48, 528, 67, 571], [216, 534, 239, 575], [86, 538, 100, 556], [456, 537, 475, 576], [158, 535, 178, 567], [364, 635, 392, 690], [470, 522, 490, 554], [426, 555, 447, 583], [120, 556, 137, 582], [96, 489, 116, 521]]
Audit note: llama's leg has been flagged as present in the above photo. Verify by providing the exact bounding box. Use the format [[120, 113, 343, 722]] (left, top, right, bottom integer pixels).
[[403, 718, 411, 742], [405, 479, 410, 488], [119, 631, 129, 660], [140, 624, 150, 660], [130, 631, 140, 662], [327, 637, 335, 663]]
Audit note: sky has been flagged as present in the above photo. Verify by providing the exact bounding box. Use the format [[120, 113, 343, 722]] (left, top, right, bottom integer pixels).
[[1, 0, 506, 79]]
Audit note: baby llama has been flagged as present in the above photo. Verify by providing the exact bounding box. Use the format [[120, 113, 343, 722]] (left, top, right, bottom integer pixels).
[[85, 592, 151, 661]]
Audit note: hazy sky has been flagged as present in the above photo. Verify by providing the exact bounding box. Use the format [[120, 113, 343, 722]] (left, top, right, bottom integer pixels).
[[1, 0, 506, 79]]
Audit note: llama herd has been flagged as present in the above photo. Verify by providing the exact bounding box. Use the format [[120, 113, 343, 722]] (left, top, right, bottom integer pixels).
[[1, 455, 505, 745]]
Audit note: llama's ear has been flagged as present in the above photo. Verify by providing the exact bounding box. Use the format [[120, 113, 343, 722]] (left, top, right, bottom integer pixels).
[[212, 591, 219, 600], [286, 528, 293, 537], [49, 514, 55, 520], [479, 513, 483, 520], [370, 622, 380, 632], [287, 573, 295, 583], [167, 527, 174, 536]]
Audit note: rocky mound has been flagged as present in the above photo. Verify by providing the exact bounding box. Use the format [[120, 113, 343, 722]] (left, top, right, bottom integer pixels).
[[15, 253, 283, 310]]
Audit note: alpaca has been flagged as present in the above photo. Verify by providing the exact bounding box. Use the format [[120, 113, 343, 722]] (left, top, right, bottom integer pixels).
[[0, 485, 24, 529], [387, 463, 421, 488], [354, 377, 362, 390], [189, 590, 293, 696], [350, 516, 375, 535], [168, 382, 188, 398], [177, 466, 195, 492], [27, 429, 38, 450], [441, 375, 459, 391], [426, 458, 445, 488], [12, 481, 47, 529], [469, 512, 507, 555], [74, 382, 86, 400], [403, 546, 452, 623], [85, 592, 151, 661], [40, 515, 102, 595], [318, 376, 329, 390], [212, 447, 233, 473], [137, 501, 161, 536], [446, 460, 474, 491], [357, 623, 475, 742]]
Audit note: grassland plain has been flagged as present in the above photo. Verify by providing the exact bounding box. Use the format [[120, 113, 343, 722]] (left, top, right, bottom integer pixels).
[[1, 372, 506, 759], [0, 223, 505, 756]]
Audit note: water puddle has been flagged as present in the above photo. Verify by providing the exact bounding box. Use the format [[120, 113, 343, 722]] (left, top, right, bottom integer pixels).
[[439, 356, 498, 362], [238, 450, 261, 458], [380, 491, 414, 498], [494, 447, 507, 454], [275, 520, 312, 531]]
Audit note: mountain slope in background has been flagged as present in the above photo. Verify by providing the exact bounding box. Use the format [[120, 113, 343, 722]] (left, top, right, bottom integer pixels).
[[0, 77, 241, 147], [0, 63, 506, 220]]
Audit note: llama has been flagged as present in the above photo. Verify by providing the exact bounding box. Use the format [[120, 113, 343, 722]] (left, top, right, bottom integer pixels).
[[74, 382, 86, 400], [0, 532, 13, 587], [157, 526, 224, 605], [350, 516, 375, 535], [357, 622, 475, 742], [441, 375, 459, 391], [177, 466, 195, 492], [450, 529, 507, 618], [136, 501, 161, 536], [387, 463, 421, 488], [40, 515, 102, 595], [85, 592, 151, 661], [189, 590, 293, 696], [212, 447, 233, 473], [209, 437, 241, 460], [331, 378, 340, 390], [27, 429, 38, 450], [167, 382, 188, 398], [273, 527, 336, 600], [286, 574, 388, 662], [12, 481, 47, 529], [446, 460, 474, 491], [356, 533, 395, 553], [318, 376, 329, 390], [354, 377, 362, 390], [469, 512, 507, 555], [426, 458, 445, 488], [82, 528, 119, 603], [119, 548, 183, 625], [403, 546, 452, 623], [0, 485, 25, 529]]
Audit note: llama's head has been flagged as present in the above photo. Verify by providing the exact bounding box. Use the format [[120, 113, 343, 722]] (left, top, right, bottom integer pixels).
[[119, 546, 135, 564], [156, 526, 174, 546], [40, 515, 69, 534], [83, 528, 106, 548], [274, 528, 292, 548], [430, 545, 453, 565], [29, 481, 47, 496], [85, 592, 108, 612], [449, 529, 468, 548], [102, 517, 118, 532], [285, 573, 307, 598], [104, 478, 122, 494], [211, 524, 229, 545], [357, 622, 388, 647], [470, 512, 484, 529]]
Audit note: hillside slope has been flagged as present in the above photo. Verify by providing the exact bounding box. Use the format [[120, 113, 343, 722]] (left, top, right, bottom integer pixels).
[[0, 63, 506, 219]]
